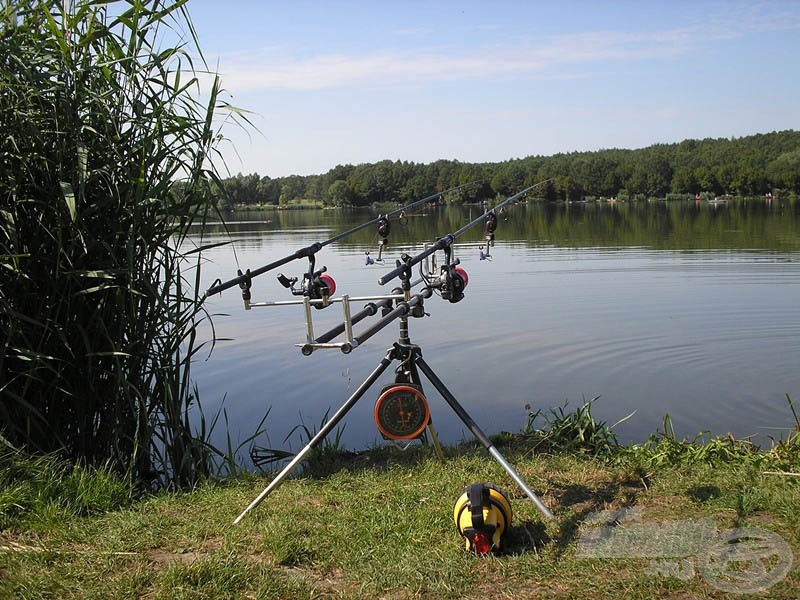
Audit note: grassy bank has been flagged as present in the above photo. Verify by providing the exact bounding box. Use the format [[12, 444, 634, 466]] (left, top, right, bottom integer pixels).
[[2, 423, 799, 599]]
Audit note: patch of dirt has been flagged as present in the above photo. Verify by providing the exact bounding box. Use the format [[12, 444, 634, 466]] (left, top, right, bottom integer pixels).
[[144, 549, 203, 566], [466, 577, 569, 599], [739, 513, 780, 528], [275, 565, 353, 596], [142, 536, 240, 567]]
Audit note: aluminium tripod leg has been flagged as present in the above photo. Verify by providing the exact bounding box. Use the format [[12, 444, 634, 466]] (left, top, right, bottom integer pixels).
[[415, 355, 554, 519], [233, 352, 395, 524]]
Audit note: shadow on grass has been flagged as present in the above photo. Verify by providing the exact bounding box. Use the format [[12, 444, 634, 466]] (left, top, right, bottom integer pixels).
[[264, 438, 504, 480], [251, 437, 654, 559], [294, 444, 439, 479], [503, 519, 551, 555], [548, 470, 648, 559], [687, 484, 722, 503]]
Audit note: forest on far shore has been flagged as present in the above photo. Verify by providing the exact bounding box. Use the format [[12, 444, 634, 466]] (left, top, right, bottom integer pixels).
[[214, 130, 800, 209]]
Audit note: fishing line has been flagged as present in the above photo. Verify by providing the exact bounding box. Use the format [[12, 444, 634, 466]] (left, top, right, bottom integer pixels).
[[206, 179, 485, 297], [377, 179, 551, 287]]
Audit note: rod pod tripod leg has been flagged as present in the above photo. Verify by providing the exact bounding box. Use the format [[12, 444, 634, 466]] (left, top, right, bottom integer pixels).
[[390, 343, 552, 519], [233, 341, 553, 524], [232, 351, 395, 525], [413, 351, 554, 519]]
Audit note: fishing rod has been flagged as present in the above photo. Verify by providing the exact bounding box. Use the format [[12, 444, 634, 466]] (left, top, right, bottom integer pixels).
[[279, 179, 552, 354], [377, 179, 551, 287], [205, 179, 485, 297]]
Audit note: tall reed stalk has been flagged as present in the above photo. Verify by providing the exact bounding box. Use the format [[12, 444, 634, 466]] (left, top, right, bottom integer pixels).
[[1, 0, 232, 488]]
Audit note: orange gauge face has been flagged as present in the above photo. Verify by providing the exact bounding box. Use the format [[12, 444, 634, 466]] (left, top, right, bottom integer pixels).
[[374, 385, 430, 440]]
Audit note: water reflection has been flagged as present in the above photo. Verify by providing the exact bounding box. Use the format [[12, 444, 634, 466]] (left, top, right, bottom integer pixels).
[[195, 201, 800, 460], [202, 199, 800, 252]]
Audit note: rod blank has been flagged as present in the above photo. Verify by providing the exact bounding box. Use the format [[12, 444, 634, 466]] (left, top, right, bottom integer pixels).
[[207, 180, 485, 297], [377, 179, 550, 287]]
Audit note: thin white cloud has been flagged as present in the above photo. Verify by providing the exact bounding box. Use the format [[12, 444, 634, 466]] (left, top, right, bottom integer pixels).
[[708, 0, 800, 36], [217, 34, 683, 92], [214, 4, 799, 93], [392, 26, 437, 37]]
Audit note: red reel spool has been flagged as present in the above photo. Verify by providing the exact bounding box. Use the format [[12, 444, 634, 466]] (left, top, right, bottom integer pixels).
[[319, 273, 336, 296], [453, 267, 468, 288]]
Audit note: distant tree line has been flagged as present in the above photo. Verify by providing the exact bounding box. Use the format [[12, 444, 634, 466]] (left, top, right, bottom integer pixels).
[[215, 130, 800, 209]]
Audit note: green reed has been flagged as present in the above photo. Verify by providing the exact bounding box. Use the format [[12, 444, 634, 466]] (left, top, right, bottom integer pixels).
[[0, 0, 237, 488], [521, 396, 633, 457]]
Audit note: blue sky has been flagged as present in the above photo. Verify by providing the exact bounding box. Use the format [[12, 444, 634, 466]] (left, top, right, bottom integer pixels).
[[184, 0, 800, 178]]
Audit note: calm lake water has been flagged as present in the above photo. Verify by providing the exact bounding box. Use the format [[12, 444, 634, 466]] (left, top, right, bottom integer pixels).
[[193, 200, 800, 460]]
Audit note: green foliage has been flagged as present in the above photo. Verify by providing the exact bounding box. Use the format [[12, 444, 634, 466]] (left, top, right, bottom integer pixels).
[[250, 408, 349, 478], [514, 394, 800, 473], [0, 435, 132, 528], [623, 415, 764, 469], [520, 396, 632, 457], [0, 400, 799, 597], [219, 131, 800, 208], [766, 149, 800, 191], [621, 396, 800, 472], [0, 1, 234, 488], [2, 441, 799, 599]]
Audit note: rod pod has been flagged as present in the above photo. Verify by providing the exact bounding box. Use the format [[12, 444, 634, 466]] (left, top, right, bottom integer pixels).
[[233, 340, 553, 524]]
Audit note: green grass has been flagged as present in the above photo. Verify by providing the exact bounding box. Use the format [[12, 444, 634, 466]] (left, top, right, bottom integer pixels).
[[0, 435, 133, 530], [2, 426, 799, 599]]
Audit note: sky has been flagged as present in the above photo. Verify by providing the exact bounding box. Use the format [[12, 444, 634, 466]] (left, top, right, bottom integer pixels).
[[183, 0, 800, 178]]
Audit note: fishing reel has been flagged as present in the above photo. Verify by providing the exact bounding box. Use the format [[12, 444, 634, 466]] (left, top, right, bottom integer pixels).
[[436, 263, 468, 303], [277, 256, 336, 309], [427, 243, 468, 303]]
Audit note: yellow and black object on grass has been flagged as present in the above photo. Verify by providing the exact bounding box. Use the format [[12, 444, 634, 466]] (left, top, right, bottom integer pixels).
[[453, 483, 512, 555]]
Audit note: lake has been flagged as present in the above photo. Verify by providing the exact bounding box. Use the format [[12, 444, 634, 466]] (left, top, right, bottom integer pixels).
[[192, 199, 800, 461]]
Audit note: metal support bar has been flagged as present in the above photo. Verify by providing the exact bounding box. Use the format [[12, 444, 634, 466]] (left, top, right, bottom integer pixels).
[[300, 297, 394, 355], [249, 293, 404, 308], [415, 354, 554, 519], [232, 351, 395, 525], [342, 296, 354, 343], [303, 296, 314, 345], [341, 291, 429, 354]]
